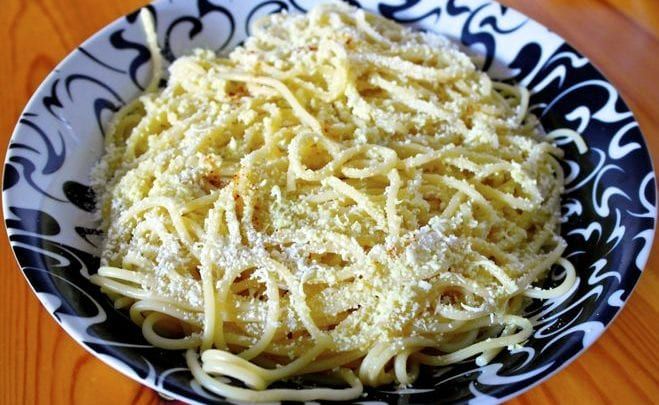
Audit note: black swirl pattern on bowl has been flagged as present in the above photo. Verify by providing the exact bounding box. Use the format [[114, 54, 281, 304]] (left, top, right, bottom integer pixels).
[[2, 0, 655, 403]]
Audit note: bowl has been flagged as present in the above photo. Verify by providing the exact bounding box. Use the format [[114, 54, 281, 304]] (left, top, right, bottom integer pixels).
[[3, 0, 656, 403]]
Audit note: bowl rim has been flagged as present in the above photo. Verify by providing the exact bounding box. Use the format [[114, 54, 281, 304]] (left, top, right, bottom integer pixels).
[[2, 0, 656, 403]]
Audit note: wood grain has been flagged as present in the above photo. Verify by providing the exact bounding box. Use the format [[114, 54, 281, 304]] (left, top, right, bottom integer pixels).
[[0, 1, 657, 404]]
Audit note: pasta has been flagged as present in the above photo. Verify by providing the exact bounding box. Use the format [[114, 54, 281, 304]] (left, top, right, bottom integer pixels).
[[90, 3, 577, 401]]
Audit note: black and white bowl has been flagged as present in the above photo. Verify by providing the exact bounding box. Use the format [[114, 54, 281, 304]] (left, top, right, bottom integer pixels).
[[2, 0, 656, 403]]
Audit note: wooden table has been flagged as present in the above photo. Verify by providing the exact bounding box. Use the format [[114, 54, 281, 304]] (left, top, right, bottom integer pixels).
[[1, 0, 657, 403]]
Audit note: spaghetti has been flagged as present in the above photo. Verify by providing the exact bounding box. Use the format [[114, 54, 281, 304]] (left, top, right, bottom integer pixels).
[[90, 3, 577, 401]]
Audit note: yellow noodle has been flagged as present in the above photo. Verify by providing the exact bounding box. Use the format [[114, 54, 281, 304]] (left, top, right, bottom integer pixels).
[[91, 3, 576, 402]]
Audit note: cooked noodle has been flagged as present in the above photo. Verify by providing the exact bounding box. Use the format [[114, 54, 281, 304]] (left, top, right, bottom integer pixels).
[[90, 4, 577, 401]]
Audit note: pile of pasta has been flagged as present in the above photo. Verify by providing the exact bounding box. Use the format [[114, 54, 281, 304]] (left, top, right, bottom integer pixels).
[[91, 3, 575, 401]]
